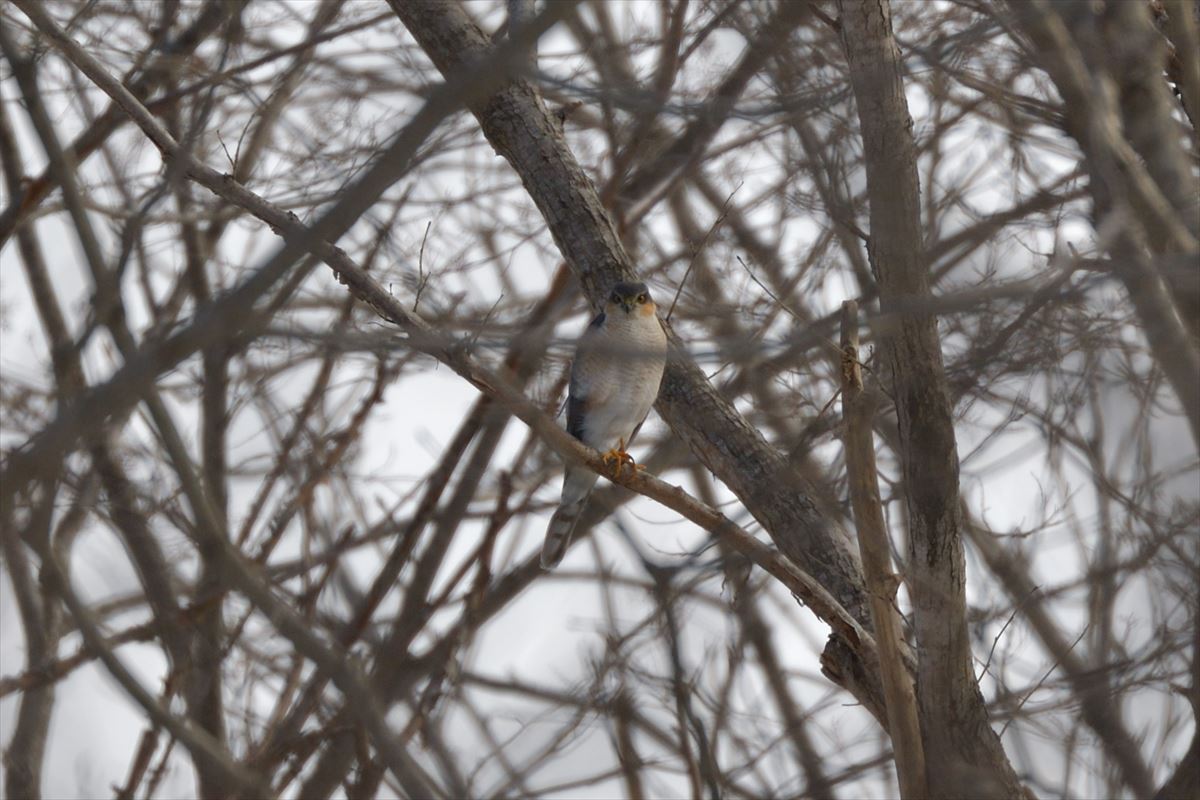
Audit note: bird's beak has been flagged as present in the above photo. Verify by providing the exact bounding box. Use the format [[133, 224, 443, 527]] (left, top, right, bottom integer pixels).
[[619, 299, 634, 313]]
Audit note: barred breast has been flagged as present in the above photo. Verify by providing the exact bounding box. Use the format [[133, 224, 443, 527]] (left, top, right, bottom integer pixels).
[[582, 311, 667, 451]]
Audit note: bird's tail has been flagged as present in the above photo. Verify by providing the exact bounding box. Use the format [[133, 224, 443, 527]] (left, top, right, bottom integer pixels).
[[541, 467, 597, 569], [541, 501, 584, 569]]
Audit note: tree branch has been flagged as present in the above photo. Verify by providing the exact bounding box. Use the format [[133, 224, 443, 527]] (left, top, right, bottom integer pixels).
[[388, 0, 882, 716], [837, 0, 1025, 795], [840, 300, 927, 799]]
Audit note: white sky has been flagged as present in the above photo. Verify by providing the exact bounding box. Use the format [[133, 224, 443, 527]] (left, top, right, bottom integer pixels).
[[1, 2, 1195, 798]]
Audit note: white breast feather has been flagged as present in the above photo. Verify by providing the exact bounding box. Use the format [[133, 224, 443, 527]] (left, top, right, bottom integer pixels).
[[577, 311, 666, 451]]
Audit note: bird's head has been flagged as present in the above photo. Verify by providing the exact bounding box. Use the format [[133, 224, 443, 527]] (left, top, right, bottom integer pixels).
[[605, 281, 655, 317]]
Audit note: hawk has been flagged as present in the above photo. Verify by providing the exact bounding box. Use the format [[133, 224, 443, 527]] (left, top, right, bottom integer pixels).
[[541, 281, 668, 568]]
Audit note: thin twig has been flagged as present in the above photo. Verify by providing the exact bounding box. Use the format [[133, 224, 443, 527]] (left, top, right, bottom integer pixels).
[[415, 218, 433, 311], [735, 254, 801, 321], [666, 182, 740, 322], [980, 584, 1040, 681], [998, 625, 1090, 737]]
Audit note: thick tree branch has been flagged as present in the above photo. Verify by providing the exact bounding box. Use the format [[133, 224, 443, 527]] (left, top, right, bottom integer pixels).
[[837, 0, 1025, 796], [840, 300, 927, 800], [388, 0, 881, 716]]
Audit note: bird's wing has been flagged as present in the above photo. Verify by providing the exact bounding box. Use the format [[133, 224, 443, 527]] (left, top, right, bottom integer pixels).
[[566, 311, 607, 442], [625, 420, 645, 449]]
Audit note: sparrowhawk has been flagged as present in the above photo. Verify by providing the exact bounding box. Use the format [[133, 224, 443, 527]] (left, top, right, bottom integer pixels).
[[541, 281, 668, 568]]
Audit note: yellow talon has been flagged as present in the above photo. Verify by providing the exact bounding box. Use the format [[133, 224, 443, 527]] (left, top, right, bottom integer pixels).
[[601, 439, 636, 475]]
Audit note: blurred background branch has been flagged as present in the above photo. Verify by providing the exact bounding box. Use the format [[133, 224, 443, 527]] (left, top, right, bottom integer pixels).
[[1, 1, 1195, 798]]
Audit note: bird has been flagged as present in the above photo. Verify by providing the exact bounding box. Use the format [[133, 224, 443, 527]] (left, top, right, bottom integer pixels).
[[541, 280, 668, 569]]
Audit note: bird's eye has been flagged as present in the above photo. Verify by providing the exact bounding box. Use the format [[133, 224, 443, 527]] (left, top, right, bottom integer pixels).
[[610, 292, 620, 303], [637, 293, 647, 303]]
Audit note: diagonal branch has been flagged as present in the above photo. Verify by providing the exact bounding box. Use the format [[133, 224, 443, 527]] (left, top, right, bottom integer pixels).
[[3, 6, 892, 791], [387, 0, 881, 715], [0, 0, 571, 523]]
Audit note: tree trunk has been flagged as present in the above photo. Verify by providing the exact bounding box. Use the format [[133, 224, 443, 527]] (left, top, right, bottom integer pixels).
[[836, 1, 1027, 796]]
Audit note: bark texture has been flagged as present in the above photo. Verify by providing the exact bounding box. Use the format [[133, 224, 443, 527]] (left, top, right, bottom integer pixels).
[[836, 1, 1026, 796], [840, 301, 926, 800]]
